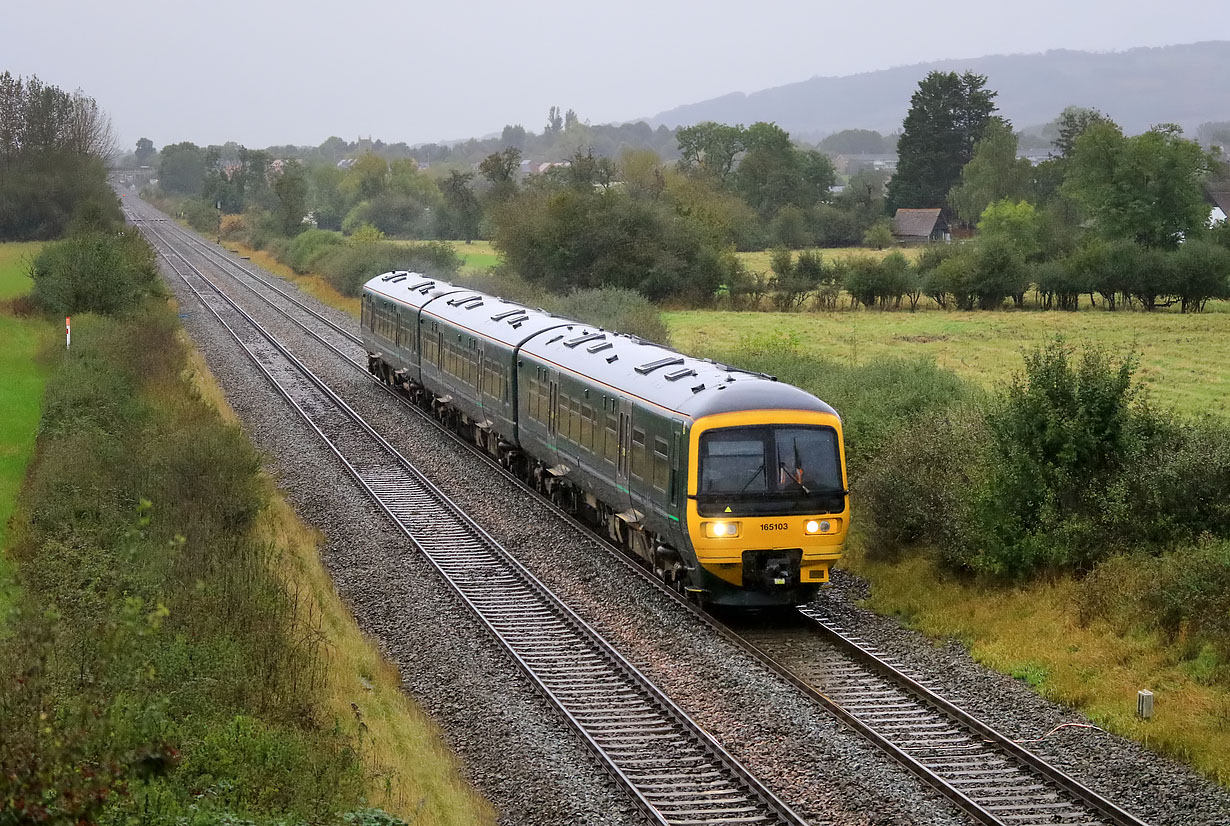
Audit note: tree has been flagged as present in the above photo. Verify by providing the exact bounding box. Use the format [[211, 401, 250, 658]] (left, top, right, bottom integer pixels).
[[734, 123, 836, 218], [545, 106, 563, 135], [439, 170, 481, 242], [818, 129, 892, 155], [862, 221, 895, 250], [1052, 106, 1111, 157], [948, 119, 1033, 224], [886, 71, 999, 215], [272, 160, 309, 235], [158, 142, 207, 196], [500, 124, 527, 150], [977, 200, 1044, 261], [1172, 240, 1230, 312], [1064, 122, 1213, 248], [676, 121, 745, 183], [134, 137, 155, 165], [479, 147, 522, 202]]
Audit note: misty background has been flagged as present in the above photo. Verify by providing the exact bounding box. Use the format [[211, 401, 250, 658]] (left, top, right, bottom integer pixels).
[[7, 0, 1230, 148]]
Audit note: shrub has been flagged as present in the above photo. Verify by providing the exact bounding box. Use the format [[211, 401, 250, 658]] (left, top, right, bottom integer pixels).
[[184, 199, 220, 234], [862, 220, 895, 250], [811, 204, 862, 247], [31, 229, 161, 316], [1034, 259, 1086, 310], [1172, 239, 1230, 313], [554, 287, 670, 344], [284, 228, 344, 274], [218, 213, 247, 242], [313, 240, 462, 296], [860, 404, 990, 558], [769, 205, 813, 249], [973, 339, 1138, 576]]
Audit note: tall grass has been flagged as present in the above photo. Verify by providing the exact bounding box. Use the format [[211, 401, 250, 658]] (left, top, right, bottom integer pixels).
[[0, 304, 374, 823]]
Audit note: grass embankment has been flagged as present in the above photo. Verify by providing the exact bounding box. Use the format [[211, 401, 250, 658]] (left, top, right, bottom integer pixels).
[[392, 239, 499, 273], [228, 242, 361, 317], [667, 309, 1230, 417], [185, 348, 495, 824], [0, 299, 492, 824], [0, 242, 49, 619], [844, 543, 1230, 784]]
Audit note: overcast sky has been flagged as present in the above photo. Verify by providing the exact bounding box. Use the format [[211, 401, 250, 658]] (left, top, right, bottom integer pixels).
[[7, 0, 1229, 150]]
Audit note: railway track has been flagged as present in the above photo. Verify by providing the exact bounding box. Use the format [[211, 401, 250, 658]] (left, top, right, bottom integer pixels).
[[128, 200, 1152, 826], [128, 203, 813, 826]]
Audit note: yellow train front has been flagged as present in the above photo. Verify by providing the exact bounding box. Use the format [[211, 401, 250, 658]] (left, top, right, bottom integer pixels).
[[679, 395, 850, 608]]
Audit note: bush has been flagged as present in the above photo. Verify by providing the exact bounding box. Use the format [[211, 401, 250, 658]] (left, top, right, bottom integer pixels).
[[31, 229, 161, 316], [554, 287, 671, 344], [314, 239, 462, 296], [968, 339, 1138, 576], [1172, 239, 1230, 313], [862, 220, 895, 250], [218, 213, 247, 242], [810, 205, 862, 247], [769, 205, 813, 249], [860, 404, 990, 558], [284, 228, 344, 274], [184, 199, 220, 234]]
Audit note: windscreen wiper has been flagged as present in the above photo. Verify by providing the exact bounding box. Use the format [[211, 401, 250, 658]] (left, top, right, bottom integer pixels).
[[779, 462, 812, 495], [737, 463, 766, 494]]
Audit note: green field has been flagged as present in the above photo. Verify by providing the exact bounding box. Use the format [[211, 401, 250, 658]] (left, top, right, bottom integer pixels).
[[452, 239, 500, 272], [0, 243, 49, 615], [668, 308, 1230, 416]]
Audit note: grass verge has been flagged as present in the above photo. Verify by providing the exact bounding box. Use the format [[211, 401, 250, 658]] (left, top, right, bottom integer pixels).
[[0, 299, 492, 824], [0, 242, 48, 622], [183, 345, 495, 824], [843, 539, 1230, 785], [228, 241, 361, 317]]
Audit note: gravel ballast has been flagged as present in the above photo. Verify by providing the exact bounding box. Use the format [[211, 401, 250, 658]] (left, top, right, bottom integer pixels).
[[143, 209, 1229, 826]]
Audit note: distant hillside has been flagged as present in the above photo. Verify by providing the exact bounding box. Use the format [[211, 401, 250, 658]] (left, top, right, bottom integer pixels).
[[646, 42, 1230, 139]]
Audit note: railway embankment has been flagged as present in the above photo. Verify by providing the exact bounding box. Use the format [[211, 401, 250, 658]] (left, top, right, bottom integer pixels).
[[0, 232, 492, 824]]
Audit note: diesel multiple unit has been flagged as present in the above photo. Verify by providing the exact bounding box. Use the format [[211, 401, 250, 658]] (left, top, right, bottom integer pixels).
[[361, 271, 850, 607]]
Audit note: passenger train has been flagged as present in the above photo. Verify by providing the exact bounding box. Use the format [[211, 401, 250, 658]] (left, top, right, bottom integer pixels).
[[361, 271, 850, 607]]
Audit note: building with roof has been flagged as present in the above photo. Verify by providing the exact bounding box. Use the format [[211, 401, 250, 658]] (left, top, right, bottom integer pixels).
[[891, 208, 947, 243]]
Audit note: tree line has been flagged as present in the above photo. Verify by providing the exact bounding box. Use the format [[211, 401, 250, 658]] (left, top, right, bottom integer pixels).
[[149, 71, 1229, 314], [0, 72, 121, 240]]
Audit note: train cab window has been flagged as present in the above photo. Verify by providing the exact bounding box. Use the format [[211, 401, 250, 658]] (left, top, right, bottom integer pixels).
[[652, 437, 670, 492], [631, 428, 647, 479]]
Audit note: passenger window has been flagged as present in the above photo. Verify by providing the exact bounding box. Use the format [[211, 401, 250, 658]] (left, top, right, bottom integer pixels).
[[604, 414, 618, 463], [631, 428, 647, 479], [653, 437, 670, 492], [581, 405, 594, 450]]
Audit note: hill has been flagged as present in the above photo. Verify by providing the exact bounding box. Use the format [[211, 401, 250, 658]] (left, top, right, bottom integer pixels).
[[645, 42, 1230, 139]]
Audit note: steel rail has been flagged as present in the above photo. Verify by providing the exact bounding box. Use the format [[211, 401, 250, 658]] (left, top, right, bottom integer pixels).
[[130, 198, 1151, 826], [129, 204, 813, 826]]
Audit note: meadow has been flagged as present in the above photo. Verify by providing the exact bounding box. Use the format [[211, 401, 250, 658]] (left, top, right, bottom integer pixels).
[[0, 242, 48, 619], [668, 307, 1230, 417], [734, 245, 924, 273]]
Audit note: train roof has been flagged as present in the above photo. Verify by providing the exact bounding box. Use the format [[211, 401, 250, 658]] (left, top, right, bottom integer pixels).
[[420, 289, 570, 348], [360, 272, 838, 421], [519, 324, 837, 421], [363, 271, 465, 309]]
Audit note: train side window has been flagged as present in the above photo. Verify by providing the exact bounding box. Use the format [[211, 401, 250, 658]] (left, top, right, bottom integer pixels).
[[631, 427, 647, 479], [652, 437, 670, 492], [580, 404, 594, 450], [604, 414, 618, 464]]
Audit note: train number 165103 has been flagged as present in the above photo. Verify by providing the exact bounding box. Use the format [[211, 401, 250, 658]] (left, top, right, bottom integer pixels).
[[760, 522, 789, 531]]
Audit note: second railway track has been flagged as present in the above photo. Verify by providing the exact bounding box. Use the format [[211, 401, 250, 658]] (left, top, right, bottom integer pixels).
[[129, 200, 1154, 826]]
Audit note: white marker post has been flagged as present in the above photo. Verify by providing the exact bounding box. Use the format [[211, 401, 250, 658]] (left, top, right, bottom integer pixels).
[[66, 316, 71, 350]]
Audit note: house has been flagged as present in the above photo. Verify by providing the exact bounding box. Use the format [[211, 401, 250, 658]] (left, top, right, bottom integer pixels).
[[832, 153, 899, 175], [1205, 185, 1230, 226], [891, 208, 948, 243]]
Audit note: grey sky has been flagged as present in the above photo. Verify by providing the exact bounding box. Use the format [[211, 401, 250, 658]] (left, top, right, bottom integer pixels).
[[7, 0, 1229, 150]]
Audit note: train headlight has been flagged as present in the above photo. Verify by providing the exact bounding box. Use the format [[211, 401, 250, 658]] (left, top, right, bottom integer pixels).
[[805, 520, 833, 535], [703, 521, 741, 538]]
